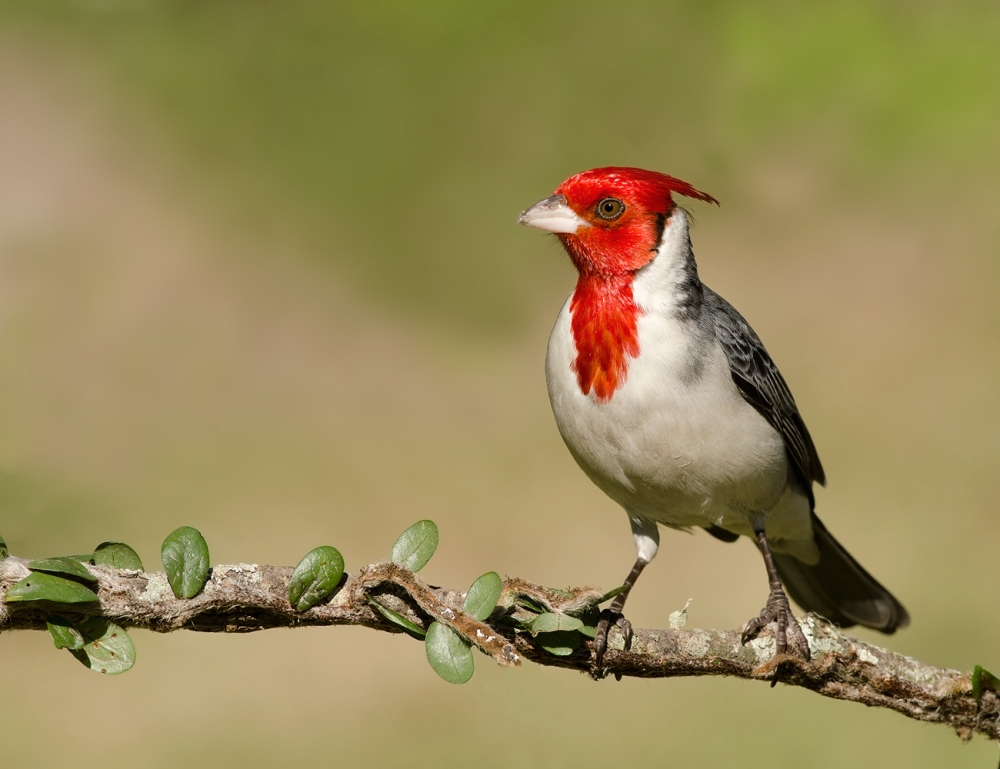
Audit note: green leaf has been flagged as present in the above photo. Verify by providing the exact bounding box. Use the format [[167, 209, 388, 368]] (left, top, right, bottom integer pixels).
[[972, 665, 1000, 700], [578, 623, 598, 639], [595, 584, 626, 604], [47, 615, 85, 650], [425, 621, 474, 684], [514, 594, 548, 613], [4, 572, 99, 603], [505, 613, 538, 632], [161, 526, 211, 599], [368, 597, 426, 639], [93, 542, 144, 571], [0, 536, 8, 559], [390, 520, 438, 572], [26, 557, 97, 583], [536, 630, 582, 656], [530, 612, 583, 635], [463, 572, 502, 622], [288, 546, 345, 612], [68, 618, 136, 675]]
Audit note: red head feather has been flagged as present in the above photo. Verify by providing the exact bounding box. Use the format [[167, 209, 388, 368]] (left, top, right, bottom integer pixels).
[[555, 167, 718, 276], [552, 167, 717, 402]]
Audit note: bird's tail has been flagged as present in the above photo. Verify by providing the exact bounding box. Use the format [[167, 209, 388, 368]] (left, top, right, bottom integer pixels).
[[773, 513, 909, 633]]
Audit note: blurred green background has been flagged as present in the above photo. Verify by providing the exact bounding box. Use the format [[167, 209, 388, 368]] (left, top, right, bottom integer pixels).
[[1, 1, 998, 766]]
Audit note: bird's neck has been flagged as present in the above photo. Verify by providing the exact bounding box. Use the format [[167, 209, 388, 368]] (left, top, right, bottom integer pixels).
[[631, 207, 703, 321], [568, 208, 702, 403]]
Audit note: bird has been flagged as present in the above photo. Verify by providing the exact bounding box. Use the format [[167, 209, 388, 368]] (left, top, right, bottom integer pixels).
[[517, 167, 908, 665]]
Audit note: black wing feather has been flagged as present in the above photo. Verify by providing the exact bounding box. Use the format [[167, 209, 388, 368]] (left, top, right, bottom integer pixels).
[[703, 288, 825, 496], [701, 290, 911, 632]]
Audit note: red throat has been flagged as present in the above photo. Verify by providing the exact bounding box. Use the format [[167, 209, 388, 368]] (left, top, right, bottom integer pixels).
[[569, 273, 641, 403]]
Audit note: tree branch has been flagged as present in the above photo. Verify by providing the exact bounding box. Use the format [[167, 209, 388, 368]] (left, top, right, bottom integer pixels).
[[1, 556, 995, 741]]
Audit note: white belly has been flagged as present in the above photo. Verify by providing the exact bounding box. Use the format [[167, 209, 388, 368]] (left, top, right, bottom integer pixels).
[[545, 294, 805, 543]]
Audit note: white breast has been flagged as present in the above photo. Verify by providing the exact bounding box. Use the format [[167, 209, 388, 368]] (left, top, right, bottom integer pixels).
[[544, 211, 809, 545]]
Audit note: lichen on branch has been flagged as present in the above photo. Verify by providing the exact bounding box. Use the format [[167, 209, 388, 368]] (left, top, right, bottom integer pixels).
[[0, 556, 996, 741]]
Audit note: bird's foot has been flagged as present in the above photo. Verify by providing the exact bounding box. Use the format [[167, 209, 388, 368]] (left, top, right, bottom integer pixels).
[[593, 608, 633, 672], [740, 589, 810, 662]]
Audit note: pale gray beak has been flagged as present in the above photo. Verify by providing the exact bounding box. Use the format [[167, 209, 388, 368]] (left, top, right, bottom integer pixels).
[[517, 194, 586, 234]]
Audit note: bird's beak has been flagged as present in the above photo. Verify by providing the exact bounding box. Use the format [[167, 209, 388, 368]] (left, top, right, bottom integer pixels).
[[517, 194, 585, 234]]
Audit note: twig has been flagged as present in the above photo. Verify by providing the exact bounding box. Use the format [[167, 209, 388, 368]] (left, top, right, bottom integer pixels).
[[1, 557, 995, 741]]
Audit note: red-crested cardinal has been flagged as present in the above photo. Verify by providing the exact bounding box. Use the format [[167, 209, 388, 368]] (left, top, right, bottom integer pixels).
[[518, 167, 908, 665]]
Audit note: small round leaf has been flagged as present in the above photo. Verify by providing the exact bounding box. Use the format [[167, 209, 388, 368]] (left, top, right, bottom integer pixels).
[[288, 546, 345, 612], [369, 597, 426, 639], [390, 520, 438, 572], [537, 630, 582, 656], [514, 594, 547, 613], [68, 618, 136, 675], [4, 572, 99, 604], [972, 665, 1000, 700], [93, 542, 144, 571], [530, 612, 583, 635], [47, 615, 86, 650], [463, 571, 502, 621], [578, 623, 598, 639], [425, 621, 474, 684], [26, 557, 97, 583], [161, 526, 210, 599]]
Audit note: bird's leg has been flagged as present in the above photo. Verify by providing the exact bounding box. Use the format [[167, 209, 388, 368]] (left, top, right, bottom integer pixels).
[[741, 527, 810, 660], [593, 557, 648, 668], [592, 516, 658, 672]]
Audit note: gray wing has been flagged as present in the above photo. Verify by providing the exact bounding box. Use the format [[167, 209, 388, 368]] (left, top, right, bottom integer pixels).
[[703, 288, 825, 498]]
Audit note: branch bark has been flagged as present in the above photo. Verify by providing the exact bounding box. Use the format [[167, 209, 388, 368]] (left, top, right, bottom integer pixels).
[[1, 556, 995, 741]]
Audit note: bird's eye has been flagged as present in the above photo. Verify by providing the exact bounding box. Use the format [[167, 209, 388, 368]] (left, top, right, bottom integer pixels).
[[595, 198, 625, 221]]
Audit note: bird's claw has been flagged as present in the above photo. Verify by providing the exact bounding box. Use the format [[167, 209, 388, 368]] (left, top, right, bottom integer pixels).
[[593, 608, 633, 673], [741, 590, 810, 662]]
